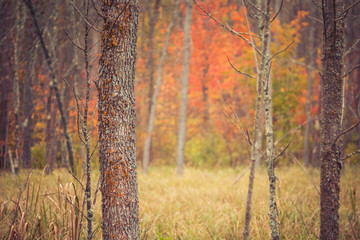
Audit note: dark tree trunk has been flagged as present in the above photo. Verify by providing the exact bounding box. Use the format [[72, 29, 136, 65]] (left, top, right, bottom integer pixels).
[[98, 0, 140, 238], [24, 0, 75, 173], [0, 76, 10, 170], [320, 0, 345, 239], [22, 43, 37, 169]]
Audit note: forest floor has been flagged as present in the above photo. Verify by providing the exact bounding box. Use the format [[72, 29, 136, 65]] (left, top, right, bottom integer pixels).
[[0, 165, 359, 239]]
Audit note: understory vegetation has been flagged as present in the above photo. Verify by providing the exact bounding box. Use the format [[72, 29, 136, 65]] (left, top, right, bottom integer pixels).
[[1, 165, 359, 239]]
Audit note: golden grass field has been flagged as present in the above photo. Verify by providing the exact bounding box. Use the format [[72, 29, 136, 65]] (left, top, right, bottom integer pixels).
[[0, 165, 359, 239]]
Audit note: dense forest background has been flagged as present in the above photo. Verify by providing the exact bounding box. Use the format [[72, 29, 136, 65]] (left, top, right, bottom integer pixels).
[[0, 0, 360, 239], [0, 0, 359, 171]]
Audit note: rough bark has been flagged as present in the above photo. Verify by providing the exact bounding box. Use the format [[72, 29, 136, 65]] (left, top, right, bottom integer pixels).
[[98, 0, 140, 238], [261, 1, 279, 238], [143, 0, 178, 174], [83, 2, 93, 238], [320, 0, 345, 239], [176, 0, 193, 176]]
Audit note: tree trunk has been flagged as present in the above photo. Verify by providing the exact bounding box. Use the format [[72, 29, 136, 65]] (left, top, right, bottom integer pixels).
[[303, 5, 316, 167], [320, 0, 345, 239], [22, 41, 37, 169], [98, 0, 140, 238], [83, 2, 93, 237], [143, 0, 178, 174], [176, 0, 193, 176], [24, 0, 75, 173], [13, 0, 24, 173]]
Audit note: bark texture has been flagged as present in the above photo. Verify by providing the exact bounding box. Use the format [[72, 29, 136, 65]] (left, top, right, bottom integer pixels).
[[320, 0, 345, 239], [176, 0, 193, 176], [98, 0, 140, 239]]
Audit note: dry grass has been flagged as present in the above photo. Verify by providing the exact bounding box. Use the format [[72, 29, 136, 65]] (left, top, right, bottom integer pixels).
[[0, 165, 359, 239]]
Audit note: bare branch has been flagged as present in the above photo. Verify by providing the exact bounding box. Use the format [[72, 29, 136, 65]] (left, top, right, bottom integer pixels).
[[227, 56, 256, 79], [64, 28, 85, 51], [311, 0, 322, 9], [273, 132, 296, 162], [90, 0, 106, 19], [233, 165, 251, 185], [307, 15, 323, 24], [343, 64, 360, 78], [275, 117, 317, 145], [193, 0, 262, 56], [269, 40, 295, 62], [337, 0, 360, 21], [341, 150, 360, 161], [291, 154, 320, 195], [333, 119, 360, 146], [244, 0, 266, 16], [270, 0, 283, 22], [343, 38, 360, 59], [71, 0, 101, 33]]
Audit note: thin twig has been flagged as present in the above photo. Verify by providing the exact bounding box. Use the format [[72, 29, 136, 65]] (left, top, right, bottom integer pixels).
[[71, 0, 101, 32], [341, 150, 360, 161], [311, 0, 322, 9], [90, 0, 106, 19], [227, 56, 256, 78], [343, 38, 360, 59], [306, 15, 323, 24], [270, 0, 283, 22], [243, 0, 266, 16], [343, 64, 360, 78], [193, 0, 262, 56], [333, 119, 360, 146], [337, 0, 360, 21], [63, 28, 85, 51], [233, 165, 251, 185], [275, 117, 317, 145], [291, 153, 320, 195], [67, 168, 85, 191], [93, 175, 101, 206], [273, 132, 296, 162], [269, 40, 295, 62]]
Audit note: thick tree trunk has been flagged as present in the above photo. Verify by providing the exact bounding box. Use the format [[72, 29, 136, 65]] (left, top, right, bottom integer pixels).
[[143, 0, 178, 174], [98, 1, 140, 238], [320, 0, 345, 239], [176, 0, 193, 176]]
